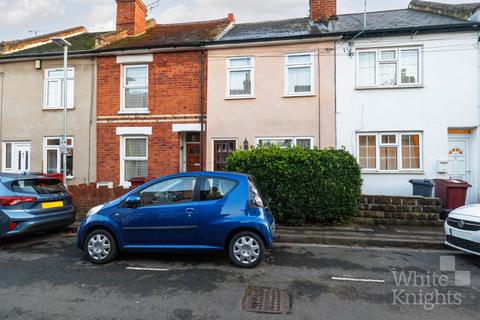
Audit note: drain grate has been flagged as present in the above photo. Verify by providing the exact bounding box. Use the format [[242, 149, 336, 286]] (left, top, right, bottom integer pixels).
[[242, 286, 290, 314]]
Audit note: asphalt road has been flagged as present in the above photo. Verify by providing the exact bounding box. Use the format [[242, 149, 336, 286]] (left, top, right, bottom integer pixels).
[[1, 231, 480, 320]]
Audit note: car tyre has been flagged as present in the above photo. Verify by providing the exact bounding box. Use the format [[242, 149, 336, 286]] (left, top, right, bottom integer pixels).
[[84, 229, 117, 265], [228, 231, 265, 268]]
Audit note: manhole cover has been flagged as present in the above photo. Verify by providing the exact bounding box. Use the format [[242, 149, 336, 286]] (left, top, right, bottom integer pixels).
[[242, 286, 290, 314]]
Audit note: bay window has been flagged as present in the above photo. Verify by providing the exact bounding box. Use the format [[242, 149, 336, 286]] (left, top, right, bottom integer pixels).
[[44, 68, 74, 109], [357, 132, 422, 172], [227, 57, 254, 98], [285, 53, 314, 96], [43, 137, 74, 177], [122, 65, 148, 112], [356, 47, 422, 88]]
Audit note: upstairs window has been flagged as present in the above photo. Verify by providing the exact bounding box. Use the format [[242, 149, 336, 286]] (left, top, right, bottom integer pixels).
[[227, 57, 254, 98], [356, 47, 422, 88], [284, 53, 314, 96], [122, 65, 148, 112], [44, 68, 75, 109]]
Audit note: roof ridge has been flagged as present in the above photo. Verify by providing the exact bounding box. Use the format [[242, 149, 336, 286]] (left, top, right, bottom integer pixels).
[[232, 16, 308, 26], [156, 17, 230, 27], [0, 26, 87, 55]]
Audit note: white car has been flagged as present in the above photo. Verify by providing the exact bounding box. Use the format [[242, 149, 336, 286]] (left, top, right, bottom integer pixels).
[[445, 204, 480, 256]]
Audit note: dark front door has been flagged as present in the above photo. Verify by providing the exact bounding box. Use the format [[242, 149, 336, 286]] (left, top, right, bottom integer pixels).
[[186, 133, 201, 172], [214, 140, 236, 171]]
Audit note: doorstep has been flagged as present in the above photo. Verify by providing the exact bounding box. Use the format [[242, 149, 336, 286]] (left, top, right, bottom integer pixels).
[[275, 224, 447, 250]]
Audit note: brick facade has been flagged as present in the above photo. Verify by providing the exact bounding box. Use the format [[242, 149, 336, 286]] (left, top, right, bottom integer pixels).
[[116, 0, 147, 36], [310, 0, 337, 22], [96, 51, 207, 186]]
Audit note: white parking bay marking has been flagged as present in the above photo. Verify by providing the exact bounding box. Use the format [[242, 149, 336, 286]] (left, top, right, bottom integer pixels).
[[331, 277, 385, 283], [126, 267, 169, 272]]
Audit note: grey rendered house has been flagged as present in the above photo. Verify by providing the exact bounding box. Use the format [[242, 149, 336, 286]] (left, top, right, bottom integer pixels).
[[0, 27, 103, 185]]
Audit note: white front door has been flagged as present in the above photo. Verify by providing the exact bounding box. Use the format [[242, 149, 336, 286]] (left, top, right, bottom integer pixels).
[[448, 138, 470, 181], [14, 143, 31, 173]]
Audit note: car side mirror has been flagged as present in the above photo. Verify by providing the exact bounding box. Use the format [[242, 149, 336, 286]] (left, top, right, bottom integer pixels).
[[125, 195, 142, 208]]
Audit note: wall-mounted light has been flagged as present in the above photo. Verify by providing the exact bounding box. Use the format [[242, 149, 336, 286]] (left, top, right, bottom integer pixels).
[[243, 138, 249, 149], [35, 60, 42, 70]]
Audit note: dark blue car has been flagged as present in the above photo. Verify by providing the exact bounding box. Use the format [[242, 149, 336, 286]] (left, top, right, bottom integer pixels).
[[77, 172, 275, 268], [0, 173, 76, 237]]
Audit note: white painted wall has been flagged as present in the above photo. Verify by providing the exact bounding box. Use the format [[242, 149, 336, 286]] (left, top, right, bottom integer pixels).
[[336, 31, 480, 203]]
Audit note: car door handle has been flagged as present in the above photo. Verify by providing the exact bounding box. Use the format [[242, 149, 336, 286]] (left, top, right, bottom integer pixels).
[[185, 208, 195, 217]]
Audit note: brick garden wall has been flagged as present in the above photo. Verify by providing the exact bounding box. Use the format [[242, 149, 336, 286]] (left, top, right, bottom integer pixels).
[[70, 183, 133, 213], [357, 195, 443, 226]]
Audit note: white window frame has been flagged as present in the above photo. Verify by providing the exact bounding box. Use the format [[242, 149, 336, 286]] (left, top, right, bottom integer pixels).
[[255, 137, 315, 149], [120, 64, 149, 114], [226, 57, 255, 99], [355, 46, 423, 89], [284, 52, 315, 97], [43, 68, 75, 110], [356, 132, 423, 173], [120, 136, 149, 187], [2, 141, 31, 173], [42, 137, 75, 179]]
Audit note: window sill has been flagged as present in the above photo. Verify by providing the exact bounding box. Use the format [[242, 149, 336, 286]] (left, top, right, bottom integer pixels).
[[362, 170, 425, 175], [225, 95, 255, 100], [283, 93, 316, 98], [67, 176, 75, 180], [355, 85, 424, 90], [118, 109, 150, 115], [43, 107, 75, 111]]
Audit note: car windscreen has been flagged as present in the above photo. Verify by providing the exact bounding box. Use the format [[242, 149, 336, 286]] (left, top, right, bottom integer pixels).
[[11, 179, 67, 195]]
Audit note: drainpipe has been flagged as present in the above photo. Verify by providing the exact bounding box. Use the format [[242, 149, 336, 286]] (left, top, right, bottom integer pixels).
[[87, 57, 96, 184], [317, 47, 322, 149], [200, 50, 206, 171], [0, 71, 4, 168]]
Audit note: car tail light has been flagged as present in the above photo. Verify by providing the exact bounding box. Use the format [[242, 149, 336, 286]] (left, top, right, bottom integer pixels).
[[8, 222, 17, 231], [0, 196, 38, 206]]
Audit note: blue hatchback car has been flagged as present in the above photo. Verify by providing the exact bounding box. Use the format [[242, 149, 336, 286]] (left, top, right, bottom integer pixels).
[[77, 172, 275, 268], [0, 173, 76, 238]]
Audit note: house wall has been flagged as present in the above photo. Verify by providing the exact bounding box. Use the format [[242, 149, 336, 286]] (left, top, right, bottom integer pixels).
[[96, 51, 206, 186], [206, 41, 336, 170], [336, 31, 480, 203], [0, 57, 97, 185]]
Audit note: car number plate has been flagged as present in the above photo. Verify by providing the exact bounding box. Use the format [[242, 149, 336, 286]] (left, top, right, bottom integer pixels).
[[450, 228, 473, 241], [42, 201, 64, 209]]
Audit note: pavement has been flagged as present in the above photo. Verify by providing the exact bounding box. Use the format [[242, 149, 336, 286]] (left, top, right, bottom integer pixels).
[[276, 224, 446, 249], [1, 229, 480, 320]]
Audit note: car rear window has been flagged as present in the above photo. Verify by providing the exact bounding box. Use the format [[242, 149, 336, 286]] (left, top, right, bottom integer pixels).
[[11, 179, 67, 195]]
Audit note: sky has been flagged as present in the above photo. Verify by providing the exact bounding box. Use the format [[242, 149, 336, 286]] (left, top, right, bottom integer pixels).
[[0, 0, 479, 41]]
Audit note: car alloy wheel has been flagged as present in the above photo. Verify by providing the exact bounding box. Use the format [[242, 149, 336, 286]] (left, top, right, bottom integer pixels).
[[84, 230, 117, 264], [229, 231, 265, 268], [88, 234, 111, 261]]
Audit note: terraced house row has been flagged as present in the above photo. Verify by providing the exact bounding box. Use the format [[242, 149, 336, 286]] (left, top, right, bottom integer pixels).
[[1, 0, 480, 203]]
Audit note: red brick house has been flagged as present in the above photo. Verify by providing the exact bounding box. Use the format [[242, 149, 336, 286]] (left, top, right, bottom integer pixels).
[[96, 0, 233, 187]]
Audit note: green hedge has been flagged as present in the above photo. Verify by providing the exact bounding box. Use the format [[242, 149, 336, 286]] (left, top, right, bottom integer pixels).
[[225, 147, 362, 225]]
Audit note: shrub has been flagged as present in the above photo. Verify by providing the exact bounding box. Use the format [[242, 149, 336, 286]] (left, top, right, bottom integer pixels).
[[225, 147, 362, 225]]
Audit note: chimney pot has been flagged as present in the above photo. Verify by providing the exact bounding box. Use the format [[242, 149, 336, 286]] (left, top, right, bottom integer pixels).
[[116, 0, 148, 36], [310, 0, 337, 23]]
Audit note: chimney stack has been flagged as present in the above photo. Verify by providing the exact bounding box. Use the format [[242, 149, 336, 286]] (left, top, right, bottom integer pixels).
[[116, 0, 148, 36], [310, 0, 337, 23]]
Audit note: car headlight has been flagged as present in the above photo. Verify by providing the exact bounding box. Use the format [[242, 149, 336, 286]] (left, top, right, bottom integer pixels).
[[87, 204, 104, 217]]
